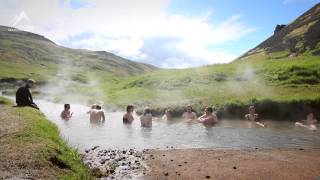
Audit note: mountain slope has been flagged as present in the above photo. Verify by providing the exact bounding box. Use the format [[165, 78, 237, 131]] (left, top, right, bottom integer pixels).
[[0, 25, 157, 81], [238, 3, 320, 60], [100, 4, 320, 114]]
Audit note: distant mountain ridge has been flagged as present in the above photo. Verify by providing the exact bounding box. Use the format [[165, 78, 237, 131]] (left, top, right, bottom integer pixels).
[[238, 3, 320, 60], [0, 25, 157, 77]]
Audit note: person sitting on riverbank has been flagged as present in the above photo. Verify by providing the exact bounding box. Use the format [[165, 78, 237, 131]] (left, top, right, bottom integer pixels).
[[140, 107, 152, 127], [123, 105, 134, 124], [182, 105, 197, 120], [198, 107, 218, 125], [245, 106, 266, 127], [61, 104, 73, 120], [162, 109, 173, 121], [15, 79, 39, 110], [89, 105, 105, 123], [295, 112, 318, 130]]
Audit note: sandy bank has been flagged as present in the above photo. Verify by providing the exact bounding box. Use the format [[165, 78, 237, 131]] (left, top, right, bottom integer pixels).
[[144, 148, 320, 179]]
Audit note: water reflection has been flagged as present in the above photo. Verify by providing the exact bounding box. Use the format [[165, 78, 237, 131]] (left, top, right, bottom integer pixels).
[[140, 127, 152, 139], [89, 119, 105, 127]]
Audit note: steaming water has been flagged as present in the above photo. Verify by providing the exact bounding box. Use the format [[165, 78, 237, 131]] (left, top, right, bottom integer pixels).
[[31, 100, 320, 152]]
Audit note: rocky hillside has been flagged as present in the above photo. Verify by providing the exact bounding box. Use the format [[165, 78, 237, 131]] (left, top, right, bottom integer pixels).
[[238, 3, 320, 60]]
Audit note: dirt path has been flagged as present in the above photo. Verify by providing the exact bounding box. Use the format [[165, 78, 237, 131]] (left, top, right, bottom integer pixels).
[[144, 148, 320, 180]]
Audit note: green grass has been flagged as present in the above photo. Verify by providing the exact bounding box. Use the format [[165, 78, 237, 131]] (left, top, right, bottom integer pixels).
[[0, 98, 93, 179], [0, 96, 13, 105], [0, 61, 59, 81], [99, 54, 319, 111]]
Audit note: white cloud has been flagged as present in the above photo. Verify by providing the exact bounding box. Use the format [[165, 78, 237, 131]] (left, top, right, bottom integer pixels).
[[0, 0, 255, 68]]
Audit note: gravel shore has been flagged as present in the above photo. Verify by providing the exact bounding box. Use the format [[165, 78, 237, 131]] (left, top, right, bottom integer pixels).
[[143, 148, 320, 179]]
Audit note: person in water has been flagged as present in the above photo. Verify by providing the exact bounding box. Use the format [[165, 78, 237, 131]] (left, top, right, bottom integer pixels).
[[140, 107, 152, 127], [295, 112, 318, 130], [89, 105, 105, 122], [198, 107, 218, 125], [182, 105, 197, 120], [15, 79, 39, 110], [61, 104, 73, 120], [123, 105, 134, 124], [87, 104, 97, 114], [245, 106, 265, 127], [162, 109, 173, 121]]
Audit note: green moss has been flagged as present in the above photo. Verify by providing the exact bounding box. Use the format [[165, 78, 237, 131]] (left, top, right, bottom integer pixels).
[[268, 51, 290, 59], [285, 20, 317, 39]]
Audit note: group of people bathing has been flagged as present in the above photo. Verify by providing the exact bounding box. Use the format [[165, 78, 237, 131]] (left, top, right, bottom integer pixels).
[[60, 104, 218, 127], [121, 103, 318, 130], [122, 105, 218, 127], [16, 79, 318, 130], [60, 103, 105, 122]]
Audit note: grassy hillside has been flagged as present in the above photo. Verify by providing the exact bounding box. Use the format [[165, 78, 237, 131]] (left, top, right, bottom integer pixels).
[[99, 3, 320, 117], [0, 97, 92, 179], [238, 3, 320, 60], [0, 25, 157, 102], [103, 54, 319, 115], [0, 25, 157, 81]]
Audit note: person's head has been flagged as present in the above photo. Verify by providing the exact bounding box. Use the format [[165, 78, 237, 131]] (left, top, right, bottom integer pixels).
[[249, 106, 256, 114], [205, 107, 213, 115], [165, 109, 172, 115], [307, 112, 314, 120], [91, 104, 97, 109], [26, 79, 35, 88], [96, 105, 102, 110], [186, 105, 193, 113], [64, 104, 70, 110], [143, 107, 151, 115], [126, 105, 134, 113]]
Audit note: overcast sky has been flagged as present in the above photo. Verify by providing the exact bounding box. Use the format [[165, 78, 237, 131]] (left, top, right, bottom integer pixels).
[[0, 0, 318, 68]]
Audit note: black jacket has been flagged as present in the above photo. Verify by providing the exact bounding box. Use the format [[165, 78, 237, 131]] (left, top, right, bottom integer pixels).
[[16, 86, 33, 106]]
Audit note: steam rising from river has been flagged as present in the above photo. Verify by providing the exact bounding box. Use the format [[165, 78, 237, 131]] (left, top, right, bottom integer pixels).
[[39, 58, 105, 106]]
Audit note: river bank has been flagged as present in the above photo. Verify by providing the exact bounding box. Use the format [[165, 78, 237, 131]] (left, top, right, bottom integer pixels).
[[0, 97, 92, 179], [144, 148, 320, 179]]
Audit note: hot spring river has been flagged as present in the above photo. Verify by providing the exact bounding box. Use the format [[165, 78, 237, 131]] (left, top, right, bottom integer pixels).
[[28, 100, 319, 152]]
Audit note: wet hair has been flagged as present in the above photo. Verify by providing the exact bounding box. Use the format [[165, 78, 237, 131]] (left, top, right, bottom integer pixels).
[[25, 79, 35, 88], [96, 105, 101, 110], [249, 106, 255, 110], [166, 109, 172, 113], [64, 104, 70, 109], [143, 107, 151, 115], [205, 107, 213, 113], [27, 79, 35, 84], [126, 105, 134, 112], [186, 105, 193, 111]]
